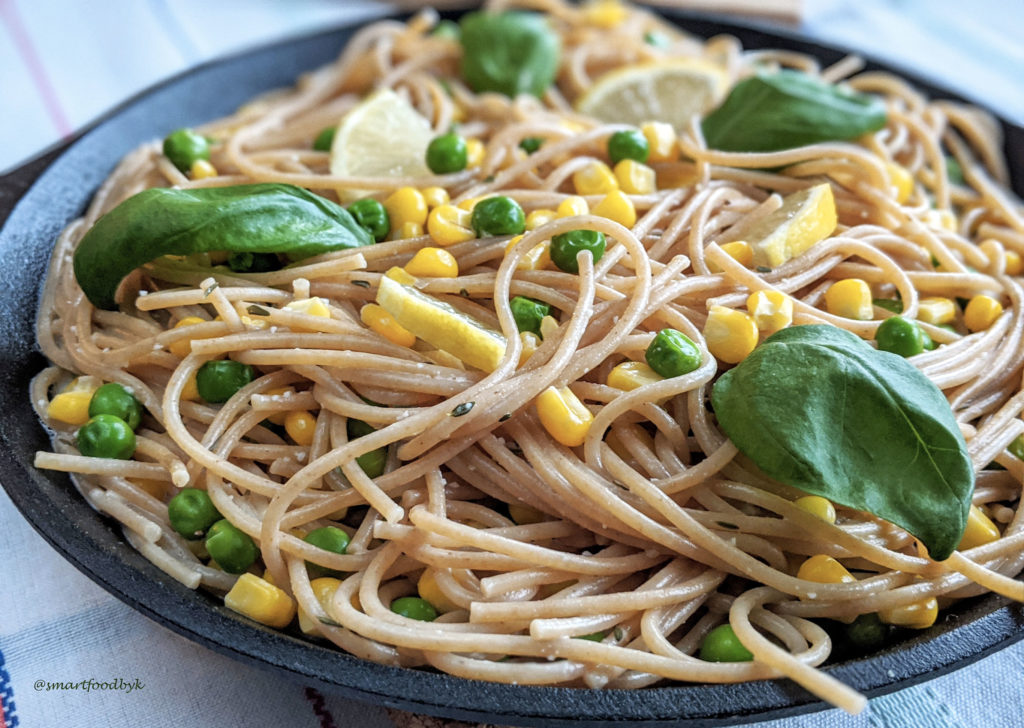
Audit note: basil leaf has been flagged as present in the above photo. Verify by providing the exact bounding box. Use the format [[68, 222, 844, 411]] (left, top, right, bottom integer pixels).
[[711, 324, 972, 560], [459, 11, 560, 98], [73, 183, 373, 309], [702, 70, 887, 153]]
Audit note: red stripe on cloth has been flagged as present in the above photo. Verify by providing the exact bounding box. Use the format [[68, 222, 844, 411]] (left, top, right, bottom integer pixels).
[[303, 687, 338, 728], [0, 0, 73, 136], [0, 693, 7, 728]]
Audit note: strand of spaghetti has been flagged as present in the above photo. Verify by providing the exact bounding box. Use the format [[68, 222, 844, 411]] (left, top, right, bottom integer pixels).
[[730, 587, 868, 714]]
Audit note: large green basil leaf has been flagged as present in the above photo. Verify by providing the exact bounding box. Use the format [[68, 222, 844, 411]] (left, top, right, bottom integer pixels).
[[73, 183, 373, 309], [701, 70, 887, 153], [711, 324, 972, 560], [459, 11, 560, 98]]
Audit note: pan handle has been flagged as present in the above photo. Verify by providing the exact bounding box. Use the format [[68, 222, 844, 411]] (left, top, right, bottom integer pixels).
[[0, 142, 75, 229]]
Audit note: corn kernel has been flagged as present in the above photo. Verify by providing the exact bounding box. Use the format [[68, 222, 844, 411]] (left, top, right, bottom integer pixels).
[[181, 373, 200, 401], [224, 573, 297, 628], [885, 162, 914, 204], [505, 235, 550, 270], [396, 221, 423, 239], [190, 159, 218, 179], [421, 186, 450, 209], [384, 187, 428, 228], [539, 315, 559, 341], [537, 386, 594, 448], [747, 290, 794, 334], [262, 386, 294, 426], [704, 305, 758, 364], [879, 597, 938, 629], [592, 189, 636, 227], [457, 195, 486, 212], [641, 122, 677, 163], [916, 297, 956, 325], [613, 159, 656, 195], [1005, 249, 1023, 276], [958, 504, 1000, 551], [583, 0, 628, 27], [284, 297, 331, 319], [708, 240, 754, 273], [607, 361, 663, 391], [465, 138, 485, 168], [963, 294, 1003, 332], [169, 316, 208, 358], [48, 376, 101, 425], [385, 266, 417, 285], [284, 410, 317, 446], [557, 195, 589, 218], [794, 495, 836, 524], [405, 247, 459, 278], [573, 161, 618, 196], [360, 303, 416, 347], [825, 278, 874, 320], [427, 204, 475, 246], [130, 478, 167, 499], [298, 577, 343, 635], [519, 331, 541, 366], [797, 554, 855, 584], [418, 569, 461, 613], [509, 502, 547, 524], [526, 209, 557, 230]]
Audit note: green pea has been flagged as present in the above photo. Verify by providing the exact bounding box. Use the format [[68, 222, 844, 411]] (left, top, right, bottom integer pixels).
[[431, 19, 460, 40], [205, 519, 259, 574], [347, 198, 391, 242], [607, 129, 650, 165], [88, 382, 142, 431], [843, 613, 889, 650], [313, 126, 336, 152], [167, 488, 221, 540], [304, 526, 350, 578], [574, 631, 606, 642], [699, 624, 754, 662], [77, 414, 136, 460], [872, 298, 903, 314], [644, 30, 669, 47], [426, 132, 468, 174], [922, 329, 936, 351], [519, 137, 544, 154], [875, 317, 927, 357], [227, 251, 280, 273], [390, 596, 438, 622], [347, 418, 388, 478], [162, 128, 210, 173], [645, 328, 701, 378], [1009, 434, 1024, 461], [945, 156, 965, 186], [510, 296, 550, 337], [550, 229, 606, 274], [470, 196, 526, 237], [196, 360, 254, 403]]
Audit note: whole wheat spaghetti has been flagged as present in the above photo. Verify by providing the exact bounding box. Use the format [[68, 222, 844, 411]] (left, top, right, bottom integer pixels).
[[32, 0, 1024, 714]]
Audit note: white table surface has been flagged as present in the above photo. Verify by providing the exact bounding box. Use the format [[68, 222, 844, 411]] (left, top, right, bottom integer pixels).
[[1, 2, 1023, 727]]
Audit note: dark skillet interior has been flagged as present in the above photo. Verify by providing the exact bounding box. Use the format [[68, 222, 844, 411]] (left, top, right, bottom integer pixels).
[[1, 8, 1023, 727]]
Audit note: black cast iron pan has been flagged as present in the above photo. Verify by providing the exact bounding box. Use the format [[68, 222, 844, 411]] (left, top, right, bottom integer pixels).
[[1, 8, 1023, 727]]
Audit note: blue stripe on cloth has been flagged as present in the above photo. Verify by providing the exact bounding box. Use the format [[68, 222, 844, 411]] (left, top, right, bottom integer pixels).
[[0, 644, 20, 728], [145, 0, 201, 64], [867, 685, 968, 728], [1, 601, 138, 664]]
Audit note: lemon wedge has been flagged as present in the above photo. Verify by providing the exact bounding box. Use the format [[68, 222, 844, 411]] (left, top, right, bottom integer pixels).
[[329, 88, 433, 198], [575, 59, 728, 130], [376, 275, 507, 372], [738, 183, 837, 268]]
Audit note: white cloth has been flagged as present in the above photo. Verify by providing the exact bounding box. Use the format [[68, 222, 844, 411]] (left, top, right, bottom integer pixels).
[[2, 2, 1023, 727]]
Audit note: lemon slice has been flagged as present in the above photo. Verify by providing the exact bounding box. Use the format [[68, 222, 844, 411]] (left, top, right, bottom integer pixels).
[[329, 88, 433, 198], [575, 59, 728, 130], [376, 275, 507, 372], [738, 183, 837, 268]]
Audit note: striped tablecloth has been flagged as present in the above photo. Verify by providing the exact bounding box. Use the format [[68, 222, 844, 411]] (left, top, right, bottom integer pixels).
[[2, 2, 1023, 727]]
